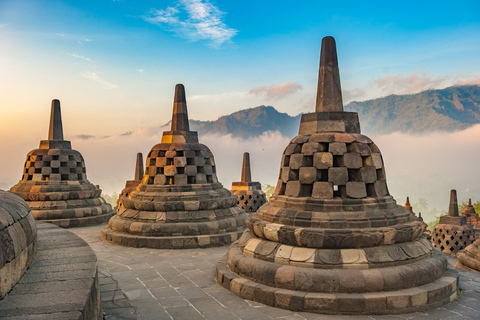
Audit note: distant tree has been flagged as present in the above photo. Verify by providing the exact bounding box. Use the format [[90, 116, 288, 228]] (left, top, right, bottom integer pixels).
[[262, 184, 275, 201], [414, 198, 428, 214], [102, 192, 119, 207]]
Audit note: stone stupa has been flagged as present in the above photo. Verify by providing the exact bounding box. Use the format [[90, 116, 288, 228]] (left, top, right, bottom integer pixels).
[[9, 100, 115, 228], [115, 152, 144, 211], [102, 84, 248, 248], [0, 190, 37, 298], [431, 190, 475, 256], [216, 36, 458, 315], [404, 197, 415, 216], [461, 198, 480, 238], [231, 152, 267, 212]]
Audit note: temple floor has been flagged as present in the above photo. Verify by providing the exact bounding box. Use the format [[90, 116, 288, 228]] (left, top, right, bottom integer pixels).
[[70, 224, 480, 320]]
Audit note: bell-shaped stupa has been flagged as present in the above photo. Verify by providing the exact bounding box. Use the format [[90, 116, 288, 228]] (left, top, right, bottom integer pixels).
[[431, 190, 475, 256], [461, 198, 480, 238], [9, 100, 115, 228], [102, 84, 248, 248], [230, 152, 267, 212], [216, 36, 458, 315], [115, 152, 144, 211], [404, 197, 415, 216]]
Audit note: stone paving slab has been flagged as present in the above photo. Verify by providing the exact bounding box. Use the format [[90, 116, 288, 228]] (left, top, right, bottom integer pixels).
[[70, 224, 480, 320]]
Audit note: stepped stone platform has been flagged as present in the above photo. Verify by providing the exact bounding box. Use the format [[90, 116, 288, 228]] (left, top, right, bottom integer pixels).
[[231, 152, 267, 213], [9, 100, 115, 228], [102, 84, 247, 249], [71, 224, 480, 320], [432, 190, 475, 256], [216, 36, 458, 315], [0, 222, 101, 319]]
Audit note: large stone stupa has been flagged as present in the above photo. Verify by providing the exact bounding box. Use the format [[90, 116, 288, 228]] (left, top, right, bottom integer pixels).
[[102, 84, 248, 248], [216, 36, 458, 315], [9, 100, 115, 228], [231, 152, 267, 213]]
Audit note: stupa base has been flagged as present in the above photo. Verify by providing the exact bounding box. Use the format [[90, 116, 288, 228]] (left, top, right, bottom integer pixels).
[[101, 228, 245, 249], [216, 256, 458, 315], [38, 210, 115, 228], [455, 239, 480, 272]]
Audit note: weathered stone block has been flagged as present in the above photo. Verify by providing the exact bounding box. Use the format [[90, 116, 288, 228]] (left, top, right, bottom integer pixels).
[[313, 152, 333, 169], [346, 182, 367, 198], [299, 167, 317, 184], [301, 142, 320, 155], [342, 153, 362, 168], [312, 182, 333, 199], [285, 181, 311, 197], [364, 153, 383, 169], [348, 142, 371, 156], [289, 154, 306, 169], [164, 165, 176, 176], [185, 165, 197, 176], [328, 142, 347, 155], [328, 167, 348, 185], [174, 174, 188, 185], [174, 157, 187, 167], [360, 167, 376, 183], [194, 156, 205, 166], [156, 157, 167, 167]]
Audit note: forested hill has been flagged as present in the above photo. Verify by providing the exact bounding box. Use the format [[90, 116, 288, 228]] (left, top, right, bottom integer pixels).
[[190, 105, 302, 139], [345, 85, 480, 134], [175, 85, 480, 139]]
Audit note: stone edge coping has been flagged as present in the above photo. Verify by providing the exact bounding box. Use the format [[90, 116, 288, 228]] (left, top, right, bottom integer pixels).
[[101, 226, 245, 249], [216, 254, 458, 315], [40, 210, 115, 228], [239, 233, 435, 269], [0, 222, 101, 319], [246, 217, 425, 249]]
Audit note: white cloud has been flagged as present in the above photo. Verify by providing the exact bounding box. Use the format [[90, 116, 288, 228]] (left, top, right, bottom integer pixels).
[[249, 82, 303, 100], [81, 71, 117, 89], [144, 0, 237, 47], [374, 72, 447, 95], [138, 69, 144, 72], [65, 53, 93, 62]]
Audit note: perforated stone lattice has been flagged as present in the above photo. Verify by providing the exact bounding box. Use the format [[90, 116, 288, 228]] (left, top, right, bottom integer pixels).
[[275, 132, 388, 199], [144, 144, 217, 185], [432, 224, 475, 255], [21, 150, 86, 182], [235, 191, 267, 212]]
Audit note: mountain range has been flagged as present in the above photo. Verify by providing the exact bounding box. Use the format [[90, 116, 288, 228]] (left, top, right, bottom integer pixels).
[[186, 85, 480, 139]]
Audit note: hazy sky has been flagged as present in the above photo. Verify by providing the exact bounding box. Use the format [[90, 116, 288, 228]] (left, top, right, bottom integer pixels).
[[1, 0, 480, 220]]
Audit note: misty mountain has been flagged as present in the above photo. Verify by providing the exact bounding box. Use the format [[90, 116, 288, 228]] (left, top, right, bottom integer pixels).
[[190, 105, 302, 139], [180, 85, 480, 139], [346, 85, 480, 134]]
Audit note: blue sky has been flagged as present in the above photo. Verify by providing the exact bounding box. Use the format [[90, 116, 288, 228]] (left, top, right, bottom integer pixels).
[[1, 0, 480, 211]]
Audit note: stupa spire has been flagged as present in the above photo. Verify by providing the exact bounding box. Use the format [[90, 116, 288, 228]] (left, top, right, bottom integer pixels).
[[406, 196, 410, 205], [241, 152, 252, 183], [48, 99, 64, 140], [171, 84, 189, 131], [469, 198, 472, 206], [316, 36, 343, 112], [134, 153, 144, 181], [448, 189, 459, 217]]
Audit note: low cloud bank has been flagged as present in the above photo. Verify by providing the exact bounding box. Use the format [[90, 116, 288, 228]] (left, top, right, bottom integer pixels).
[[3, 124, 480, 224]]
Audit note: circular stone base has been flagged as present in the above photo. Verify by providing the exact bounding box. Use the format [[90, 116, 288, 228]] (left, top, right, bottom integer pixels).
[[216, 256, 458, 315], [40, 210, 115, 228], [101, 227, 245, 249]]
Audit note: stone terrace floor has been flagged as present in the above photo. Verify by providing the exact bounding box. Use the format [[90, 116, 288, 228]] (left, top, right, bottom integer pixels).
[[70, 224, 480, 320]]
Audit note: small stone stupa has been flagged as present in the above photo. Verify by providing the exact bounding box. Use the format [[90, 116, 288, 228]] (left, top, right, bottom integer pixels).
[[404, 197, 415, 216], [9, 100, 115, 227], [216, 36, 458, 315], [102, 84, 248, 248], [115, 152, 144, 211], [230, 152, 267, 212], [431, 190, 474, 256], [461, 198, 480, 238]]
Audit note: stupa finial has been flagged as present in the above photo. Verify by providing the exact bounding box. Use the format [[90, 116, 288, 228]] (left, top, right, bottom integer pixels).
[[406, 196, 410, 205], [48, 99, 64, 140], [448, 189, 459, 217], [241, 152, 252, 183], [171, 84, 189, 131], [469, 198, 472, 206], [316, 36, 343, 112], [134, 153, 144, 181]]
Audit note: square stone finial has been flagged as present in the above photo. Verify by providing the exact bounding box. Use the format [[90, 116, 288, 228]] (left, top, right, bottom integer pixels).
[[298, 37, 361, 135], [40, 99, 71, 149], [448, 189, 459, 217], [241, 152, 252, 183], [134, 152, 144, 181], [161, 84, 199, 143]]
